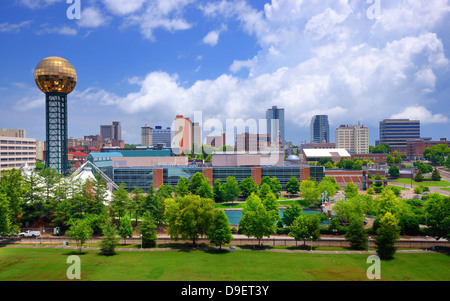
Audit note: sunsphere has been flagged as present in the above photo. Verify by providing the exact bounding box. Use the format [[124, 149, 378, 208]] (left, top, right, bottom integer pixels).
[[34, 56, 77, 94]]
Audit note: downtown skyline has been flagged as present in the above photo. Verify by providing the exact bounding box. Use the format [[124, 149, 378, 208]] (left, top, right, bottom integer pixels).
[[0, 0, 449, 146]]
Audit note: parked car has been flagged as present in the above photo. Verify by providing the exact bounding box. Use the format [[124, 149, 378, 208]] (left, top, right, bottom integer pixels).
[[19, 230, 41, 238]]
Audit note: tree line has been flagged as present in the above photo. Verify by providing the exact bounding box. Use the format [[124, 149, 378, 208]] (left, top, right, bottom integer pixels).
[[1, 167, 448, 259]]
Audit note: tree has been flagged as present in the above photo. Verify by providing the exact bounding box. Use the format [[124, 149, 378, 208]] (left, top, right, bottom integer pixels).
[[431, 168, 442, 181], [189, 172, 207, 194], [196, 180, 213, 199], [91, 176, 109, 215], [262, 191, 280, 223], [0, 168, 25, 233], [445, 156, 450, 169], [213, 179, 224, 202], [344, 182, 359, 199], [375, 188, 409, 218], [372, 173, 384, 193], [239, 177, 258, 198], [318, 177, 338, 198], [285, 177, 300, 196], [375, 212, 401, 260], [414, 161, 433, 174], [239, 193, 277, 246], [324, 162, 334, 169], [164, 195, 215, 245], [328, 217, 341, 234], [423, 144, 450, 166], [0, 193, 12, 237], [130, 187, 145, 226], [282, 204, 302, 227], [345, 215, 367, 250], [424, 193, 450, 240], [22, 170, 44, 225], [370, 144, 390, 154], [300, 180, 320, 206], [66, 218, 94, 254], [398, 213, 420, 236], [100, 219, 119, 256], [111, 183, 130, 221], [259, 176, 282, 197], [388, 166, 400, 178], [222, 176, 240, 203], [414, 170, 425, 182], [175, 177, 190, 197], [394, 154, 402, 164], [118, 215, 133, 244], [289, 213, 321, 247], [140, 212, 158, 248], [258, 183, 272, 200], [333, 194, 376, 222], [207, 209, 232, 251], [269, 177, 282, 197]]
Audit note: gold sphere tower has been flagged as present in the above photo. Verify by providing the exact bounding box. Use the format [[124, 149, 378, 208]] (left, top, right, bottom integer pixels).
[[34, 57, 77, 175]]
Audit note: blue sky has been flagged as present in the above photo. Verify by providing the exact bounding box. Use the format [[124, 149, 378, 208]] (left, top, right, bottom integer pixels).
[[1, 0, 450, 146]]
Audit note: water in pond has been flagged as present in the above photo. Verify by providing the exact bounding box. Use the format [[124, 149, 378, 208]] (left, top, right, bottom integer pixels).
[[224, 209, 330, 226]]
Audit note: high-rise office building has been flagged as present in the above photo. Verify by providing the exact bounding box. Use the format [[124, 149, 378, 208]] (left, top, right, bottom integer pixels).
[[0, 129, 26, 138], [379, 119, 420, 150], [235, 133, 270, 153], [206, 134, 225, 148], [152, 126, 171, 147], [193, 122, 202, 153], [335, 124, 369, 154], [266, 106, 285, 145], [100, 121, 122, 142], [310, 115, 330, 143], [172, 115, 193, 154], [141, 124, 153, 147], [0, 130, 37, 172]]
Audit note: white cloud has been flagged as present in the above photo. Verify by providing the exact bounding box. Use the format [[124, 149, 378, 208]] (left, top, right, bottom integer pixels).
[[229, 58, 257, 74], [372, 0, 450, 34], [202, 30, 220, 46], [391, 106, 449, 124], [102, 0, 146, 16], [202, 24, 227, 46], [19, 0, 63, 9], [78, 6, 109, 28], [37, 24, 77, 35], [88, 22, 449, 131], [0, 20, 32, 33], [123, 0, 195, 40]]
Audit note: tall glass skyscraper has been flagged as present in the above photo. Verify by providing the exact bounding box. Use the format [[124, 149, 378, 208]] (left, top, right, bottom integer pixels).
[[310, 115, 330, 143], [266, 106, 285, 145]]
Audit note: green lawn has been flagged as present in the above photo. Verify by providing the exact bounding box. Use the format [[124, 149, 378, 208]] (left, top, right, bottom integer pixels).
[[395, 178, 450, 187], [0, 248, 449, 281]]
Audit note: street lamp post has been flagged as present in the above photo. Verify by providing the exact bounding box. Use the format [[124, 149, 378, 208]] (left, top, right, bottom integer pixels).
[[310, 236, 313, 251], [140, 234, 143, 250], [368, 236, 371, 252], [425, 235, 428, 251]]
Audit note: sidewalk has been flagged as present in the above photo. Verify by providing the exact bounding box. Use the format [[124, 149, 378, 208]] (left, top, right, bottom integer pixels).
[[1, 244, 443, 254]]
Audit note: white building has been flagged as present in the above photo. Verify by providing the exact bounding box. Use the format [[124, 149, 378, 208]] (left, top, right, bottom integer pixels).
[[335, 124, 369, 154], [0, 136, 37, 172]]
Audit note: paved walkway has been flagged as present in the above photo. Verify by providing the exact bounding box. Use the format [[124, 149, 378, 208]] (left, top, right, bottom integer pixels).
[[1, 244, 443, 254]]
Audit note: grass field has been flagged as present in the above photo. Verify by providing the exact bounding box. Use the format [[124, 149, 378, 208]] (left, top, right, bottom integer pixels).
[[0, 248, 449, 281], [395, 178, 450, 187]]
